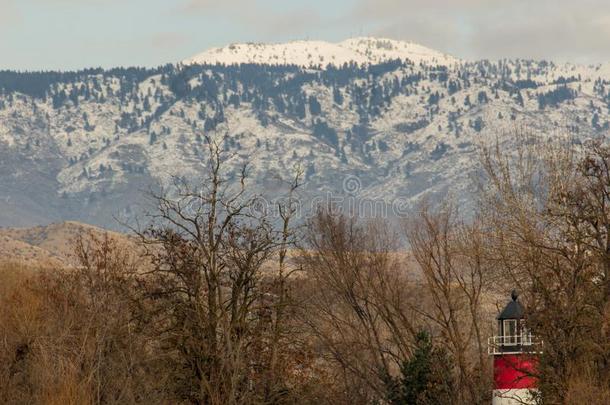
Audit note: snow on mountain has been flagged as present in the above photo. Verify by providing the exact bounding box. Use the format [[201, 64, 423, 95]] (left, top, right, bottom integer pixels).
[[1, 40, 610, 228], [339, 37, 457, 66], [183, 37, 457, 67]]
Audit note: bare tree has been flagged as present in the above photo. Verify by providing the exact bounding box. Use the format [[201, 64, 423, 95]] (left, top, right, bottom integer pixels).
[[478, 134, 610, 402], [260, 166, 305, 402], [405, 202, 492, 404], [298, 210, 422, 403], [133, 135, 271, 403], [134, 134, 311, 404]]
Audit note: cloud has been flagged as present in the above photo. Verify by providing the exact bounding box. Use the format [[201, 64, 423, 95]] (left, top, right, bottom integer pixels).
[[179, 0, 610, 62], [177, 0, 325, 40], [181, 0, 240, 13], [0, 0, 21, 26], [151, 32, 189, 50], [469, 2, 610, 62], [348, 0, 610, 62], [352, 0, 505, 20]]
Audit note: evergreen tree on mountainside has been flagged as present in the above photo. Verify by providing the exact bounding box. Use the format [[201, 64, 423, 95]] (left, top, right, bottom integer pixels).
[[143, 96, 151, 112], [515, 90, 525, 107], [472, 116, 484, 132], [333, 86, 344, 105], [312, 119, 338, 147], [294, 95, 307, 119], [592, 112, 600, 130], [537, 85, 576, 109], [447, 80, 460, 95], [228, 93, 240, 108], [308, 95, 322, 116]]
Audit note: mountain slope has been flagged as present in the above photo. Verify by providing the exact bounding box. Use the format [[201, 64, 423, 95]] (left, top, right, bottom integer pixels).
[[0, 221, 137, 265], [1, 41, 610, 228]]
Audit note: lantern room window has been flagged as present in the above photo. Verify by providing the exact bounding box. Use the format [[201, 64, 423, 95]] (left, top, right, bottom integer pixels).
[[503, 319, 518, 345], [521, 320, 531, 345]]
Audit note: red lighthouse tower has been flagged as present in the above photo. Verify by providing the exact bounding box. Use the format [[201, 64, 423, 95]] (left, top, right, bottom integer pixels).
[[488, 291, 539, 405]]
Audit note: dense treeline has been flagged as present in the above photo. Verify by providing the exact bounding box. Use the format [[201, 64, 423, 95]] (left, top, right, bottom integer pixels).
[[2, 132, 610, 404], [4, 60, 609, 181], [2, 59, 599, 138], [0, 67, 166, 99]]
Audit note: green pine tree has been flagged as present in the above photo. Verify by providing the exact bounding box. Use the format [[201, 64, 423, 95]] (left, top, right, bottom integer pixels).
[[385, 331, 455, 405]]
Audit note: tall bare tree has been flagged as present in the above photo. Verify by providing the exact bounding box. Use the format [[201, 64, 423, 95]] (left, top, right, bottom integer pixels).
[[478, 133, 610, 403], [298, 210, 423, 403], [405, 202, 492, 404], [136, 134, 279, 404]]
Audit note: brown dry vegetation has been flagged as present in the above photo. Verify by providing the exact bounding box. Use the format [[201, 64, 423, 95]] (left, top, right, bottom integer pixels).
[[1, 132, 610, 404]]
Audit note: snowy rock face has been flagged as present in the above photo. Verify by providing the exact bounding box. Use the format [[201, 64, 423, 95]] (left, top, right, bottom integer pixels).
[[0, 40, 609, 228]]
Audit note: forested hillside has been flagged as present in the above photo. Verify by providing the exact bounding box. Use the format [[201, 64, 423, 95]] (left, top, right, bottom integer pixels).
[[2, 39, 610, 226]]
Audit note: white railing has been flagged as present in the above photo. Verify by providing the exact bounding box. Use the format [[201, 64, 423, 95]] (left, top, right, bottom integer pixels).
[[488, 334, 541, 355]]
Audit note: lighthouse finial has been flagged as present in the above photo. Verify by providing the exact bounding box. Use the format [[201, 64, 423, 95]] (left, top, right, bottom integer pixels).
[[511, 289, 519, 301]]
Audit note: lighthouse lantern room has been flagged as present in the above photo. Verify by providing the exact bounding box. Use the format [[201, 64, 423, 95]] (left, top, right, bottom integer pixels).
[[488, 291, 539, 405]]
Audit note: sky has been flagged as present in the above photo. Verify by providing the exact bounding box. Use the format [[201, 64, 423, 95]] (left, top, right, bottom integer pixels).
[[1, 0, 610, 70]]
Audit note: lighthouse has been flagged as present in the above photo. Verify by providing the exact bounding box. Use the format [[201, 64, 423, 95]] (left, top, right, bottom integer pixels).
[[488, 291, 539, 405]]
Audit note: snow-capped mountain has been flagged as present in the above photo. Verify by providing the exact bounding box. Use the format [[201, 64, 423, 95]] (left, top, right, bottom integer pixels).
[[1, 39, 609, 228], [184, 37, 457, 67]]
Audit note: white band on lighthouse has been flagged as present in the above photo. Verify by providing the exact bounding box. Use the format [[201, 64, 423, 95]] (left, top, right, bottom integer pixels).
[[492, 389, 537, 405]]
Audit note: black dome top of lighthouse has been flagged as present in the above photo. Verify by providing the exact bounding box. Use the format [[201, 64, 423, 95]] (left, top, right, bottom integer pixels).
[[497, 290, 525, 320]]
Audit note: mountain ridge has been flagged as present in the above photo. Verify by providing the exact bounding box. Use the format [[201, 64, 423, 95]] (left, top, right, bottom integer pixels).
[[1, 41, 610, 228], [183, 37, 458, 67]]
